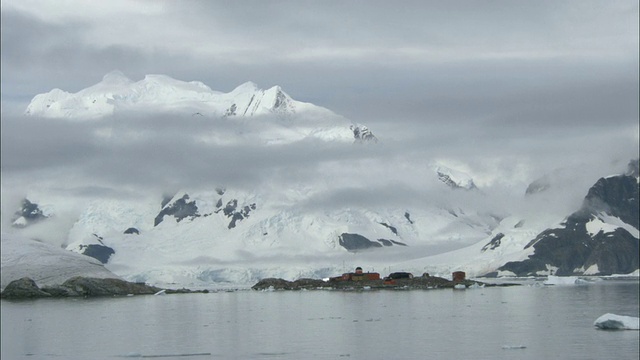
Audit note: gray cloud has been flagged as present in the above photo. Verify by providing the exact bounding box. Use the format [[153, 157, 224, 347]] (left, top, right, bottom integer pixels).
[[1, 1, 638, 218]]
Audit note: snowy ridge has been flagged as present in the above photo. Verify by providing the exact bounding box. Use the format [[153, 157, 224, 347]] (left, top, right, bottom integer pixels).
[[434, 165, 478, 190], [24, 71, 367, 144], [1, 233, 120, 290], [25, 71, 311, 119], [392, 214, 559, 278]]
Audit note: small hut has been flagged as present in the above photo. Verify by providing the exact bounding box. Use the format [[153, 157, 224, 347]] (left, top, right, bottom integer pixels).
[[452, 271, 466, 282]]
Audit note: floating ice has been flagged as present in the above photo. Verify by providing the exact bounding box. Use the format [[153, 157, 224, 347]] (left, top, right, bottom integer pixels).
[[544, 275, 591, 285], [594, 313, 640, 330]]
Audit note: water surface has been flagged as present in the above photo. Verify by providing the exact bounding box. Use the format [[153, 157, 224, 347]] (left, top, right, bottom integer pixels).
[[2, 279, 638, 359]]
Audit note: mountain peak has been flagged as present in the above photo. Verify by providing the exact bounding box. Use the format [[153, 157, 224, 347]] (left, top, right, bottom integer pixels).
[[434, 165, 478, 190], [22, 71, 373, 143], [23, 73, 307, 119]]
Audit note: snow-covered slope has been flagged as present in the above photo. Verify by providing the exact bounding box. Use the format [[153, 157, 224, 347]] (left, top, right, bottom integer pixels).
[[26, 71, 302, 119], [24, 71, 376, 145], [434, 165, 478, 190], [396, 162, 640, 278], [1, 233, 121, 290]]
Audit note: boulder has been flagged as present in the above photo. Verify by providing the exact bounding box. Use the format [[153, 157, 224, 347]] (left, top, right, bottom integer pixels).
[[1, 277, 51, 298]]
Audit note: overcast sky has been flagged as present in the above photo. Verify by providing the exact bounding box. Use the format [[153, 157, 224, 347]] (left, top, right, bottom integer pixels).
[[1, 0, 638, 220]]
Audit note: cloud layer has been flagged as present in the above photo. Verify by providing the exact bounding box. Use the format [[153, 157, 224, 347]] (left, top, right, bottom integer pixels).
[[1, 1, 638, 232]]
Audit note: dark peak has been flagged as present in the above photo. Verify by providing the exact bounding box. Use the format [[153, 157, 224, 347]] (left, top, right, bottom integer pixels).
[[350, 124, 378, 143], [12, 198, 48, 228], [580, 174, 639, 229], [154, 194, 199, 226], [17, 199, 45, 220], [437, 172, 478, 191]]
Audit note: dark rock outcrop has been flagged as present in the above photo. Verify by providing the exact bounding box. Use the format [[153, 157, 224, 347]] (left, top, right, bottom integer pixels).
[[76, 234, 115, 264], [1, 277, 162, 299], [339, 233, 383, 251], [12, 199, 48, 228], [351, 125, 378, 143], [498, 170, 639, 276], [1, 277, 163, 299], [155, 194, 200, 226], [216, 199, 256, 229], [482, 233, 504, 252], [79, 244, 115, 264], [404, 212, 414, 224], [339, 233, 407, 251], [379, 222, 398, 235], [436, 171, 478, 191], [52, 277, 162, 297], [1, 277, 52, 298], [251, 275, 506, 291], [124, 227, 140, 235]]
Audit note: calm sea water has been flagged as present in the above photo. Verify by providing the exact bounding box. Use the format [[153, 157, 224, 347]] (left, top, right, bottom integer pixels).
[[1, 279, 638, 360]]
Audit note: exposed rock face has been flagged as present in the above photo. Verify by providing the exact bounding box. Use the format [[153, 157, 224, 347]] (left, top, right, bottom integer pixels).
[[1, 277, 52, 298], [1, 276, 162, 298], [124, 227, 140, 235], [379, 222, 398, 235], [51, 277, 162, 297], [76, 234, 115, 264], [581, 174, 639, 230], [435, 168, 478, 190], [214, 199, 256, 229], [482, 233, 504, 252], [499, 172, 639, 276], [351, 124, 378, 143], [155, 192, 256, 229], [79, 244, 115, 264], [155, 194, 200, 226], [338, 233, 407, 251], [12, 199, 48, 228], [339, 233, 383, 251]]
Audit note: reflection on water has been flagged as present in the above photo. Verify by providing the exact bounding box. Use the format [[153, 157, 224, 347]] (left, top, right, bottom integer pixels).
[[1, 280, 638, 360]]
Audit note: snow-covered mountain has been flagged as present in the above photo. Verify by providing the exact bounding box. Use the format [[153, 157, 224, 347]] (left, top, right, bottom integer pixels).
[[397, 160, 639, 278], [24, 70, 377, 145], [26, 70, 303, 119], [1, 233, 121, 289], [4, 72, 638, 288], [434, 165, 478, 190]]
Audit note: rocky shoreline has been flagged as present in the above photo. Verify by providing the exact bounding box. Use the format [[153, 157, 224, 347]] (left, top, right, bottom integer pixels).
[[251, 275, 518, 291], [0, 277, 209, 299], [1, 274, 520, 299]]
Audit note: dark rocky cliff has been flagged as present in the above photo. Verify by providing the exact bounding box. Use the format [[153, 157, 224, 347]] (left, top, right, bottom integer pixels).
[[499, 162, 639, 276]]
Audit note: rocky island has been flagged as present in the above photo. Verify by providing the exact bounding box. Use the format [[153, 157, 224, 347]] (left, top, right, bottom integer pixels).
[[252, 267, 516, 291]]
